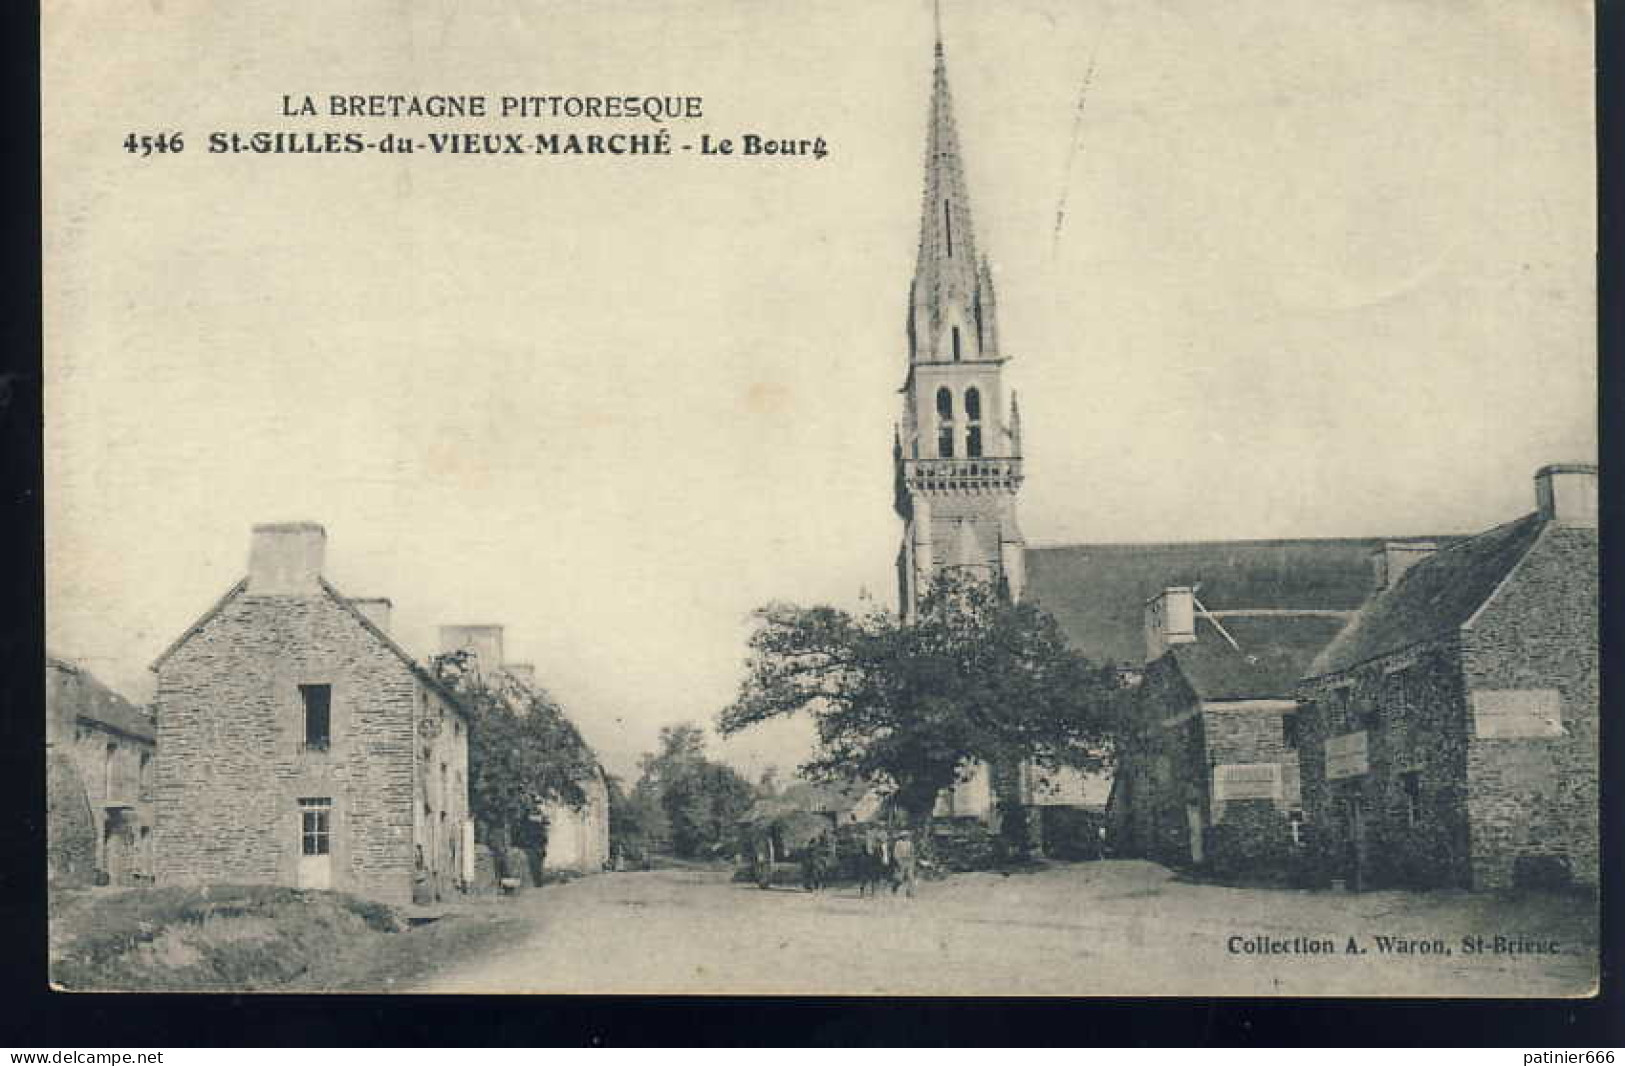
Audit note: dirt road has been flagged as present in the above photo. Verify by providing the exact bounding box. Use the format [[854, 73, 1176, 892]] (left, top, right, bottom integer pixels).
[[416, 861, 1596, 996]]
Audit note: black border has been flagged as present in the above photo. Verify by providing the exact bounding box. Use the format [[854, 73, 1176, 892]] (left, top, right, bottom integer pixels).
[[5, 0, 1622, 1047]]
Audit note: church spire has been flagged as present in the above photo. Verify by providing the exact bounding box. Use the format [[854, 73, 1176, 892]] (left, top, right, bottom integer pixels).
[[895, 13, 1024, 618], [909, 30, 998, 366]]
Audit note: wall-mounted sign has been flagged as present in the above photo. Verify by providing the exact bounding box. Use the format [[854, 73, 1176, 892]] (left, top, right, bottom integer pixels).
[[1471, 688, 1563, 738], [1325, 731, 1369, 780]]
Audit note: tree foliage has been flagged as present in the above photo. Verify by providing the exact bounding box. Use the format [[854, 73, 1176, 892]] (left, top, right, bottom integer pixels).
[[631, 722, 756, 859], [429, 650, 598, 843], [718, 572, 1122, 823]]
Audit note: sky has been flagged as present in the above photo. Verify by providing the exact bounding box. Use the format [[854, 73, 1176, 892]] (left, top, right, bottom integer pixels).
[[44, 0, 1595, 780]]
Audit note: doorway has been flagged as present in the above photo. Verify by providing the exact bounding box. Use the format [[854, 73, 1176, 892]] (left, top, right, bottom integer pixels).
[[297, 797, 332, 889], [1340, 797, 1367, 891], [1185, 803, 1204, 864]]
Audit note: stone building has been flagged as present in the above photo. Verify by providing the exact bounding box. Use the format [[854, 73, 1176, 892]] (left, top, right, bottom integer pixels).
[[437, 625, 610, 874], [46, 656, 157, 886], [1295, 465, 1598, 892], [151, 523, 472, 906], [1027, 538, 1434, 870], [890, 31, 1109, 839], [892, 35, 1027, 618]]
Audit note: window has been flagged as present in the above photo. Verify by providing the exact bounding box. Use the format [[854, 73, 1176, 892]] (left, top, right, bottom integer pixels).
[[1401, 771, 1423, 827], [138, 752, 152, 798], [1385, 666, 1414, 708], [1359, 704, 1380, 734], [1282, 714, 1300, 749], [952, 326, 961, 362], [935, 387, 955, 458], [104, 742, 117, 798], [944, 199, 953, 258], [300, 684, 331, 752], [1329, 687, 1352, 731], [299, 798, 332, 856], [1288, 809, 1305, 847], [964, 387, 983, 457]]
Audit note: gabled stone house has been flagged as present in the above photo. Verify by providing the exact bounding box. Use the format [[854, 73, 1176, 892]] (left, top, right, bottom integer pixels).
[[1295, 465, 1598, 892], [151, 523, 472, 906], [46, 657, 157, 886], [1091, 537, 1445, 872]]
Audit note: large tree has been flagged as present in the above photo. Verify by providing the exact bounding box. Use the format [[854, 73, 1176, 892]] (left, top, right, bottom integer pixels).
[[429, 650, 599, 846], [718, 572, 1122, 824]]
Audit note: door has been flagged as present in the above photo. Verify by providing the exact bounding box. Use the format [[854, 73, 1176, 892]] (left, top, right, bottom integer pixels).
[[1348, 800, 1368, 891], [1185, 803, 1204, 864], [297, 798, 332, 889]]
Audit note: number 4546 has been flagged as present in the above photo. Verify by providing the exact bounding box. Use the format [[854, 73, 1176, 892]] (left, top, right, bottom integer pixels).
[[123, 132, 184, 156]]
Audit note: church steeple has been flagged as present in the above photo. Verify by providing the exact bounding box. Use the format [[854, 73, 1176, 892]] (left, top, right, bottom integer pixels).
[[909, 36, 1000, 367], [895, 26, 1025, 618]]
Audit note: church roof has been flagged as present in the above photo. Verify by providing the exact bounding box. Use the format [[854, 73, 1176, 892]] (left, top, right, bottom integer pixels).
[[1306, 512, 1554, 678], [1024, 537, 1404, 669]]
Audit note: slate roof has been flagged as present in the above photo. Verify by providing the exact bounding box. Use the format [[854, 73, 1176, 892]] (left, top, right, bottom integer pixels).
[[1023, 537, 1401, 668], [1307, 512, 1549, 678], [47, 656, 155, 742], [1168, 613, 1353, 701]]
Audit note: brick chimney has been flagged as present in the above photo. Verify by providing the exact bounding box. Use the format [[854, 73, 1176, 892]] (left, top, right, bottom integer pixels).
[[349, 597, 393, 634], [439, 625, 506, 675], [247, 522, 326, 595], [1370, 541, 1438, 591], [1144, 587, 1197, 662], [1534, 463, 1597, 528]]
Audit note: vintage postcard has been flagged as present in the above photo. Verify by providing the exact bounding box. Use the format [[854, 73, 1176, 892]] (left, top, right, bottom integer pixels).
[[43, 0, 1597, 996]]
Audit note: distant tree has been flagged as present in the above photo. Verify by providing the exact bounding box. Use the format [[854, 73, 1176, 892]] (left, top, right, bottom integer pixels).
[[631, 720, 755, 859], [718, 571, 1122, 825], [636, 722, 708, 790], [429, 650, 598, 847]]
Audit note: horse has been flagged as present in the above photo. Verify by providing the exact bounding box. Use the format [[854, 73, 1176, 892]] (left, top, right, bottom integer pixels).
[[856, 831, 890, 898]]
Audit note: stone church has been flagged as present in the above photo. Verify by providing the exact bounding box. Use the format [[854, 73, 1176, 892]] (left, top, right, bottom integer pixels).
[[892, 34, 1102, 834], [893, 32, 1596, 886]]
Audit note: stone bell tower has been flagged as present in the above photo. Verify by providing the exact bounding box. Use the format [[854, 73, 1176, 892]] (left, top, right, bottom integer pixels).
[[895, 31, 1025, 619]]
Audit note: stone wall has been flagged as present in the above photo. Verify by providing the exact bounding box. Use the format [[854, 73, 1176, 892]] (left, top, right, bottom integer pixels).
[[47, 749, 97, 886], [415, 684, 472, 902], [543, 771, 611, 873], [1297, 525, 1597, 893], [1298, 641, 1477, 891], [1460, 526, 1598, 889], [155, 590, 458, 906], [46, 663, 157, 885], [1113, 656, 1203, 865]]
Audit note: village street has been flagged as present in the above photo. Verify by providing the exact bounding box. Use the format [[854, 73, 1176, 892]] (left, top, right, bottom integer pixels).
[[416, 861, 1596, 997]]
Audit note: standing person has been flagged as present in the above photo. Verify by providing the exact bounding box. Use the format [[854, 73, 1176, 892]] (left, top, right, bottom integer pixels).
[[801, 831, 828, 892], [754, 830, 775, 890], [858, 829, 884, 898], [891, 829, 918, 898]]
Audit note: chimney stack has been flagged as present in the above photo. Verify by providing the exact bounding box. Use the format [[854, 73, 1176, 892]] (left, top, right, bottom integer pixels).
[[248, 522, 327, 595], [1144, 587, 1197, 662], [1370, 541, 1438, 591], [1534, 463, 1597, 528], [438, 625, 506, 676], [349, 597, 393, 634]]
